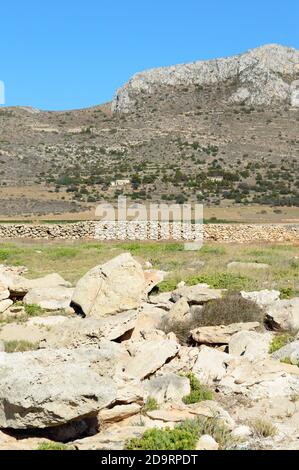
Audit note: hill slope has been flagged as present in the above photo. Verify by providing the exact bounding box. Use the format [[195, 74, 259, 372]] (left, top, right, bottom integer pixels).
[[0, 44, 298, 218]]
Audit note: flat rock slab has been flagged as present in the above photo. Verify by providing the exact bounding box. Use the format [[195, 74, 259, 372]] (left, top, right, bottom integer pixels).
[[191, 322, 260, 345], [172, 283, 224, 304], [0, 345, 120, 429]]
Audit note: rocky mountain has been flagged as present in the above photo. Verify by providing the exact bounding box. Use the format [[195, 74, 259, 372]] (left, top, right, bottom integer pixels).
[[112, 44, 299, 112], [0, 44, 298, 217]]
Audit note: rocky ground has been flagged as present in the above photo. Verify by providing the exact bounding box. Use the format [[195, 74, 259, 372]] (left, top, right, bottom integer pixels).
[[0, 252, 299, 450]]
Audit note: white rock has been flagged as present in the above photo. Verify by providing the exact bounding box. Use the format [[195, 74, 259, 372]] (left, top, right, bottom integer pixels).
[[231, 425, 253, 439], [266, 298, 299, 332], [0, 299, 13, 314], [144, 373, 190, 404], [241, 290, 280, 308], [196, 435, 219, 450], [24, 286, 74, 310], [192, 346, 233, 383], [229, 330, 272, 360]]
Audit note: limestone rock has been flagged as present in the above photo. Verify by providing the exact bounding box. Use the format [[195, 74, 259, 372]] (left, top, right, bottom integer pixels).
[[192, 346, 233, 383], [231, 425, 253, 439], [0, 344, 121, 429], [171, 283, 224, 304], [24, 286, 74, 310], [0, 299, 13, 314], [98, 404, 141, 424], [272, 340, 299, 365], [41, 310, 139, 349], [0, 283, 10, 301], [144, 373, 190, 404], [229, 330, 272, 360], [191, 322, 260, 345], [71, 253, 146, 317], [265, 298, 299, 332], [168, 297, 191, 322], [9, 273, 71, 296], [241, 290, 280, 308], [148, 292, 174, 310], [196, 435, 219, 450], [144, 269, 167, 294], [122, 339, 180, 380]]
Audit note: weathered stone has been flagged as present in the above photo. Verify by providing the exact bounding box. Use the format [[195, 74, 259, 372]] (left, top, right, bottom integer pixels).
[[196, 435, 219, 450], [144, 373, 190, 404], [241, 290, 280, 308], [122, 340, 180, 380], [148, 292, 173, 310], [0, 283, 10, 301], [71, 253, 146, 317], [266, 298, 299, 332], [171, 283, 224, 304], [219, 358, 299, 399], [231, 425, 253, 439], [144, 269, 167, 294], [41, 310, 139, 349], [98, 404, 141, 424], [192, 346, 233, 383], [23, 286, 74, 310], [229, 330, 272, 360], [0, 299, 13, 314], [8, 273, 71, 296], [272, 340, 299, 365], [0, 344, 121, 429], [191, 322, 260, 345], [130, 304, 166, 340], [168, 297, 191, 322]]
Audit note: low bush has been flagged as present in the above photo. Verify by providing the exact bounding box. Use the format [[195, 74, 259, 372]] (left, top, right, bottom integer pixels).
[[268, 334, 294, 354], [182, 373, 213, 404], [142, 397, 159, 414], [37, 442, 69, 451], [250, 419, 277, 438], [4, 340, 39, 353], [125, 417, 234, 450], [160, 293, 264, 344]]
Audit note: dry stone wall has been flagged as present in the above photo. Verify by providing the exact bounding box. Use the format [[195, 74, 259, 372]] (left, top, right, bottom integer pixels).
[[0, 222, 298, 243]]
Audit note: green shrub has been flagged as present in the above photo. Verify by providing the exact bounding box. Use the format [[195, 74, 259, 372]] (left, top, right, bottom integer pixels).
[[269, 334, 294, 354], [142, 397, 159, 414], [182, 373, 213, 404], [24, 303, 44, 317], [4, 340, 39, 353], [160, 293, 264, 344], [186, 272, 250, 290], [125, 417, 234, 450], [37, 442, 68, 451], [250, 419, 277, 438]]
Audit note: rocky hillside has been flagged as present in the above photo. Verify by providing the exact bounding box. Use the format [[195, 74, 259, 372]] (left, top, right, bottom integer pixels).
[[0, 44, 298, 217], [1, 254, 299, 450]]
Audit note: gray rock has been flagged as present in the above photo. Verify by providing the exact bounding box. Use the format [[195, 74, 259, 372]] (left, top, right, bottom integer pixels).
[[241, 290, 280, 308], [266, 298, 299, 332], [71, 253, 146, 317], [23, 286, 74, 310], [144, 373, 190, 404], [112, 45, 299, 113], [272, 340, 299, 365], [171, 283, 223, 304], [0, 344, 121, 429], [229, 330, 272, 360]]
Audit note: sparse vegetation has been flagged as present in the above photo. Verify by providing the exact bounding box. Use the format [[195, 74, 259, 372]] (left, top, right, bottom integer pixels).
[[4, 340, 39, 353], [125, 417, 235, 450], [37, 442, 69, 451], [182, 373, 213, 404], [142, 397, 159, 414], [250, 419, 277, 438], [269, 334, 294, 354]]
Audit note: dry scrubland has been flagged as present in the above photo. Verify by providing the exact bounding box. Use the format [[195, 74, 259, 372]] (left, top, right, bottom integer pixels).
[[0, 240, 297, 296]]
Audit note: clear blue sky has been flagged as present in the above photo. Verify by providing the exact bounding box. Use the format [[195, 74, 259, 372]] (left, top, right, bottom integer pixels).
[[1, 0, 298, 110]]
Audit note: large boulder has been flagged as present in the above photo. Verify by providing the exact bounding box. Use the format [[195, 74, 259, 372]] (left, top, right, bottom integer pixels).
[[272, 340, 299, 365], [171, 283, 224, 304], [192, 346, 233, 383], [122, 339, 180, 380], [23, 286, 74, 310], [241, 290, 280, 308], [229, 330, 272, 360], [0, 343, 121, 429], [265, 298, 299, 332], [6, 273, 71, 297], [71, 253, 146, 317], [191, 322, 260, 346], [144, 373, 190, 404], [41, 310, 139, 348]]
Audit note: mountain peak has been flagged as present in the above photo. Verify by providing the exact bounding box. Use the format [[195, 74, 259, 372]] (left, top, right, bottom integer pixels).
[[112, 44, 299, 113]]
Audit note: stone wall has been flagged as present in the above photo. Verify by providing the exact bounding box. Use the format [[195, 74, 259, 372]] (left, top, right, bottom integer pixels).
[[0, 222, 298, 243]]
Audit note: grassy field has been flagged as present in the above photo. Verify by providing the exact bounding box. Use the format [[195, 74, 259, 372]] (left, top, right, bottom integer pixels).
[[0, 240, 298, 298]]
